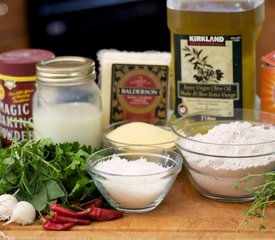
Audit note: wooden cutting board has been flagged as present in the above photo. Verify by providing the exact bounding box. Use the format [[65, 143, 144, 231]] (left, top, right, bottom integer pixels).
[[0, 170, 275, 240]]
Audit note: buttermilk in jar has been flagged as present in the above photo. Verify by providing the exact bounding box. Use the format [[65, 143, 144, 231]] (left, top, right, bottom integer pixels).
[[33, 56, 102, 148]]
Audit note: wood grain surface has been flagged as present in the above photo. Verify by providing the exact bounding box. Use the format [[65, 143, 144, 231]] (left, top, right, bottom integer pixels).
[[0, 170, 274, 240]]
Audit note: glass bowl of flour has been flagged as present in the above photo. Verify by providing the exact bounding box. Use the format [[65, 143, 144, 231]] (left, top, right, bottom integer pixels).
[[171, 108, 275, 202], [86, 146, 183, 213]]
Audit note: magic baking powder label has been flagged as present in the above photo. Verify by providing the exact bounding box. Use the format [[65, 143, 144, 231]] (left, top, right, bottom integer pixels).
[[0, 75, 36, 145], [0, 48, 54, 146], [110, 64, 169, 124]]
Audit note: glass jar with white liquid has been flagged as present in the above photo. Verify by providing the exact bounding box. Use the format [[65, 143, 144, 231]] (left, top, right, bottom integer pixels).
[[33, 56, 102, 148]]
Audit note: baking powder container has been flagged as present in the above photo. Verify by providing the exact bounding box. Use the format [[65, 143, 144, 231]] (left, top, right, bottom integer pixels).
[[260, 50, 275, 114], [0, 48, 54, 146]]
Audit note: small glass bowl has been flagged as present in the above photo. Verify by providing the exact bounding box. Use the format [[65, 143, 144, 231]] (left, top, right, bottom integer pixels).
[[171, 108, 275, 202], [102, 121, 176, 150], [86, 146, 183, 213]]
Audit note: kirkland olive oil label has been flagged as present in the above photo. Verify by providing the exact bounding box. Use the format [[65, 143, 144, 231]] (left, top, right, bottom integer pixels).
[[174, 34, 242, 118], [110, 64, 169, 124]]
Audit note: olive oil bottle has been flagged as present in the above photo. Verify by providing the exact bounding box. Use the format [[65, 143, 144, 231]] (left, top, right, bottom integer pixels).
[[167, 0, 265, 118]]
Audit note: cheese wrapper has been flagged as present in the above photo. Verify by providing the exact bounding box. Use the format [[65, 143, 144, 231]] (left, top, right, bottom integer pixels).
[[97, 49, 171, 129]]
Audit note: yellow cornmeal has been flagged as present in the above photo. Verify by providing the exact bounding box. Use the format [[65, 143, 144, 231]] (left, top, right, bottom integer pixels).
[[106, 122, 175, 149]]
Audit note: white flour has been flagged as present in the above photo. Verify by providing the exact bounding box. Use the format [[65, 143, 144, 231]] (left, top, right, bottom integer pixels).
[[180, 121, 275, 198], [95, 155, 173, 210]]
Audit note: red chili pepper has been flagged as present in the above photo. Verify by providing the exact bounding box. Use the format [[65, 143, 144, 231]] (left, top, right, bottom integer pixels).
[[50, 211, 91, 225], [83, 198, 103, 209], [50, 203, 90, 219], [70, 202, 81, 208], [89, 207, 123, 221], [42, 219, 75, 231]]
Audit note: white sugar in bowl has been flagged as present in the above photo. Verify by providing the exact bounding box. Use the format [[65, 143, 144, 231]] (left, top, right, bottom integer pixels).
[[87, 146, 183, 213]]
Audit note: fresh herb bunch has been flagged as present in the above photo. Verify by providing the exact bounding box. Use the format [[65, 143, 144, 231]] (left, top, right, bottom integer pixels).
[[236, 171, 275, 231], [0, 138, 99, 213]]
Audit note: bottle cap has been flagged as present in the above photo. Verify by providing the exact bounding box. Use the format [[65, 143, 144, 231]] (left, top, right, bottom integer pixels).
[[0, 48, 55, 76], [36, 56, 96, 85]]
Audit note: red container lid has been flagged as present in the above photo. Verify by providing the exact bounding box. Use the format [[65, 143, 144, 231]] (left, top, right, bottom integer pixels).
[[262, 50, 275, 67], [0, 48, 55, 77]]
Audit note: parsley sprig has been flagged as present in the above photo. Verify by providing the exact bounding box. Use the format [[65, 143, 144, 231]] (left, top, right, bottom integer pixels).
[[0, 138, 99, 213]]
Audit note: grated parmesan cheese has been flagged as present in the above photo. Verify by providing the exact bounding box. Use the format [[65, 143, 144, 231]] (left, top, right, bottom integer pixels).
[[106, 122, 175, 149]]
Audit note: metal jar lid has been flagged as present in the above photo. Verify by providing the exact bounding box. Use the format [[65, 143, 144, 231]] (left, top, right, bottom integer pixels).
[[36, 56, 96, 85], [0, 48, 55, 77]]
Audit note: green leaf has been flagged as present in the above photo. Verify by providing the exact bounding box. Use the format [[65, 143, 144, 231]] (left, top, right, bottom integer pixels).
[[32, 188, 48, 212], [3, 157, 15, 165], [68, 177, 97, 202], [5, 172, 18, 185], [16, 186, 48, 212], [45, 180, 66, 201]]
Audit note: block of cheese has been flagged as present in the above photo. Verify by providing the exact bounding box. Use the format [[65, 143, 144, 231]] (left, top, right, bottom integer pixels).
[[97, 49, 171, 129]]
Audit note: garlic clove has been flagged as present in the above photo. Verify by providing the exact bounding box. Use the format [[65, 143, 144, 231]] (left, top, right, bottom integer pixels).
[[3, 201, 36, 226], [0, 194, 18, 221]]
